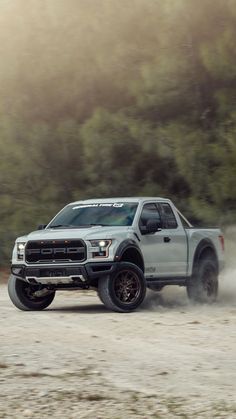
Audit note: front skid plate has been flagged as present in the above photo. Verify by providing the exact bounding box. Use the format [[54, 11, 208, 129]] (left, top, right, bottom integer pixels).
[[26, 276, 86, 285]]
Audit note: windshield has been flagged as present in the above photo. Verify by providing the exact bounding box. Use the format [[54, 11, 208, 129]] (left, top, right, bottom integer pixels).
[[48, 202, 138, 228]]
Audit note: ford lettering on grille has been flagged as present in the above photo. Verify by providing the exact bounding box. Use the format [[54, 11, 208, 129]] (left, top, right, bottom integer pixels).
[[25, 240, 86, 263]]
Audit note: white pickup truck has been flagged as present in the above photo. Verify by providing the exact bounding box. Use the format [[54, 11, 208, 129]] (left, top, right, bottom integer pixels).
[[9, 197, 225, 312]]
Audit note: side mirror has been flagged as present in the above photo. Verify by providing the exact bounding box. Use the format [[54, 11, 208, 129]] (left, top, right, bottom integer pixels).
[[146, 219, 162, 234], [37, 224, 47, 230]]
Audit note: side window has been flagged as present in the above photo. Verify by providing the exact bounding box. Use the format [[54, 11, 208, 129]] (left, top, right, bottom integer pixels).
[[139, 203, 161, 231], [159, 203, 178, 229]]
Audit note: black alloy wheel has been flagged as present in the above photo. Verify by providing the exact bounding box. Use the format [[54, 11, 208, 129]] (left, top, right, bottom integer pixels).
[[98, 262, 146, 312], [187, 258, 218, 303], [8, 275, 55, 311]]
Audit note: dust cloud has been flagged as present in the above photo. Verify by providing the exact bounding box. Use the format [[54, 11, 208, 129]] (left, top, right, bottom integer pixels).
[[219, 225, 236, 304]]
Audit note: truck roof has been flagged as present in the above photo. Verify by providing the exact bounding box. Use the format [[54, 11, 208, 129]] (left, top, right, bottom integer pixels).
[[70, 197, 171, 205]]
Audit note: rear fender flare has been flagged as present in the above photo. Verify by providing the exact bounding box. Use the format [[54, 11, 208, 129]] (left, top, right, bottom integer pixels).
[[192, 239, 219, 275]]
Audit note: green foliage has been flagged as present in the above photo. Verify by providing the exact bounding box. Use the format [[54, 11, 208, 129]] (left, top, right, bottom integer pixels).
[[0, 0, 235, 263]]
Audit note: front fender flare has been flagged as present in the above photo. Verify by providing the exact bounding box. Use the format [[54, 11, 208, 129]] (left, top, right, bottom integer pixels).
[[114, 239, 144, 272]]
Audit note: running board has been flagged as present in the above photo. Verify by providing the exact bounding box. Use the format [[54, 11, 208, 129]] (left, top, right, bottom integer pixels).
[[146, 277, 187, 287]]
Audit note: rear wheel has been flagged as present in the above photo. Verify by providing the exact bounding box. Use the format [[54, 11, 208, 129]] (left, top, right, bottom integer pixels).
[[187, 258, 218, 303], [98, 262, 146, 312], [8, 275, 55, 311]]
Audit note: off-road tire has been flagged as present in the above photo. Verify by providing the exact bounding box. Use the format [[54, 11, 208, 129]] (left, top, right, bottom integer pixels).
[[187, 258, 218, 303], [98, 262, 146, 313], [8, 275, 55, 311]]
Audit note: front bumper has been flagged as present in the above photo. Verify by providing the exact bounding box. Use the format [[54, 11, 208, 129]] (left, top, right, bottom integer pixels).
[[11, 262, 119, 286]]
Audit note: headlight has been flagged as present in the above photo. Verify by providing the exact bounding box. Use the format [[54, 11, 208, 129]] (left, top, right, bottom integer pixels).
[[89, 240, 112, 258], [16, 242, 26, 261]]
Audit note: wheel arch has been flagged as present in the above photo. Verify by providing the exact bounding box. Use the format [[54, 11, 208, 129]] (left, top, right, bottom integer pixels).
[[192, 239, 219, 274], [114, 240, 144, 273]]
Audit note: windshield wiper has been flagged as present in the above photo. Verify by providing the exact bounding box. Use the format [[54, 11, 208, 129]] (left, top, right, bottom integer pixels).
[[49, 224, 77, 229], [89, 223, 109, 226], [49, 223, 110, 229]]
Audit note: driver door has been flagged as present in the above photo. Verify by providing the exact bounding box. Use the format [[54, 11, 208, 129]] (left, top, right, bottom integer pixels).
[[138, 202, 187, 277]]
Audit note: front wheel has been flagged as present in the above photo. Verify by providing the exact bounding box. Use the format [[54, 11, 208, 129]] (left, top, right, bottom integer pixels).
[[187, 258, 218, 303], [8, 275, 55, 311], [98, 262, 146, 313]]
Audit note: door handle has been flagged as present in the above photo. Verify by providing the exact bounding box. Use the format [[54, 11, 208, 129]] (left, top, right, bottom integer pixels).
[[164, 236, 171, 243]]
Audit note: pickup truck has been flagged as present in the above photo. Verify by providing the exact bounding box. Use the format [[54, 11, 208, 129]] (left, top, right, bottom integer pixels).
[[8, 197, 225, 312]]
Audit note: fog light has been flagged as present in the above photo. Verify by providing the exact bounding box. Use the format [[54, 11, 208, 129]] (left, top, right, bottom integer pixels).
[[12, 267, 22, 276]]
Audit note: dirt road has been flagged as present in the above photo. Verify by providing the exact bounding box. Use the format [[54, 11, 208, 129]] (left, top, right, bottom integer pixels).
[[1, 229, 236, 418], [1, 264, 236, 419]]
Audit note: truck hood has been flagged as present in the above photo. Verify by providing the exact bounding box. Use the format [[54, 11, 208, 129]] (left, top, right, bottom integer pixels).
[[17, 226, 131, 242]]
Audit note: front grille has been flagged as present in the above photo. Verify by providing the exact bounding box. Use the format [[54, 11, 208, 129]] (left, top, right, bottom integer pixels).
[[25, 239, 86, 264]]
